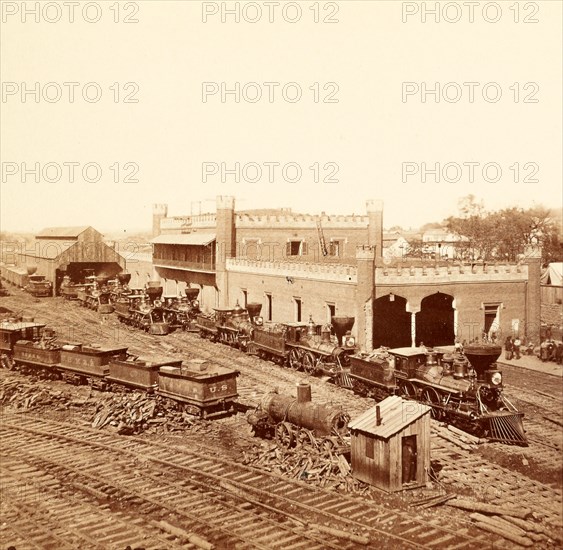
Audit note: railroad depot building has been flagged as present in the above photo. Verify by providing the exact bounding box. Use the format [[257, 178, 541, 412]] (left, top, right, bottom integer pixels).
[[151, 197, 542, 352], [10, 226, 126, 293]]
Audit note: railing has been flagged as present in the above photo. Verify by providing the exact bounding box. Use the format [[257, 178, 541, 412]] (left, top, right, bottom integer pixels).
[[152, 258, 216, 272]]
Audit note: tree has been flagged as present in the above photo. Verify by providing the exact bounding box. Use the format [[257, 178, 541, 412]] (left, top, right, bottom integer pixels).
[[446, 197, 562, 263]]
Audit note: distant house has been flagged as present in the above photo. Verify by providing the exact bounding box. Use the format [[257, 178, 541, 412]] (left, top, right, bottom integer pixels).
[[382, 232, 410, 260], [422, 228, 467, 259]]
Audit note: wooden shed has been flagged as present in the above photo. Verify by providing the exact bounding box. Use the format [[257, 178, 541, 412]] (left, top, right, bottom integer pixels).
[[348, 396, 431, 492]]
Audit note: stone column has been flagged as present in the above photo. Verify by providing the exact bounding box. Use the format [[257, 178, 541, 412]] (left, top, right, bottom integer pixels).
[[216, 195, 236, 307], [366, 200, 384, 265], [356, 245, 375, 351]]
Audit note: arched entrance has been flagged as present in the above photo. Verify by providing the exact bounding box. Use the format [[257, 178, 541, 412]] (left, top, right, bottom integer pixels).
[[416, 292, 455, 347], [373, 294, 411, 349]]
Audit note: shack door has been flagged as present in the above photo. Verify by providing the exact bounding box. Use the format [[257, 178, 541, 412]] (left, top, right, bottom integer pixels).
[[401, 435, 417, 485]]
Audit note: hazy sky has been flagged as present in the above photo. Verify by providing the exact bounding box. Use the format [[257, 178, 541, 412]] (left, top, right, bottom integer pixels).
[[1, 1, 561, 233]]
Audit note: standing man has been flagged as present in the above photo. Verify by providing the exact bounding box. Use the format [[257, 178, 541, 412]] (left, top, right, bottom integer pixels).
[[505, 336, 513, 360], [513, 336, 522, 360]]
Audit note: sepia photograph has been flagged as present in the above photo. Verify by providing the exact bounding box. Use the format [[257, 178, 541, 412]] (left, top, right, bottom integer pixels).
[[1, 1, 562, 548]]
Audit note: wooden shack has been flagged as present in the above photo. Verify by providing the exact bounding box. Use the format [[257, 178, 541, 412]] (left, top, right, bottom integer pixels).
[[348, 396, 431, 492]]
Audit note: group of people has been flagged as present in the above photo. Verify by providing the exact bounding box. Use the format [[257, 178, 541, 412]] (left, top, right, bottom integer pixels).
[[504, 336, 524, 360], [504, 335, 563, 364]]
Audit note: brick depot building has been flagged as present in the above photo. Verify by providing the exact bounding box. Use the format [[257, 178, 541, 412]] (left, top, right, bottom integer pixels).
[[151, 197, 541, 351]]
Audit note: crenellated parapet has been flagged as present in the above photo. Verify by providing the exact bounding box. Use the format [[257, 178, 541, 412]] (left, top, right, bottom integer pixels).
[[226, 258, 357, 283], [376, 263, 528, 285], [235, 213, 369, 229]]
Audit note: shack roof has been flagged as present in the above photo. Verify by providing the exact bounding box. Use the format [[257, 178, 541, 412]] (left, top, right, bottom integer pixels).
[[36, 226, 92, 238], [151, 233, 216, 246], [348, 396, 431, 439]]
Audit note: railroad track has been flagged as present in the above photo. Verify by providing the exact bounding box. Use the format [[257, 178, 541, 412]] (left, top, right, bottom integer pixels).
[[0, 413, 500, 550]]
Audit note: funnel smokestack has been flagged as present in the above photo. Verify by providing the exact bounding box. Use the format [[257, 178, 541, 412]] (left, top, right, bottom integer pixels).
[[117, 273, 131, 285], [145, 286, 163, 303], [463, 344, 502, 377], [246, 302, 262, 321], [331, 316, 355, 346], [184, 288, 200, 301], [26, 265, 38, 276]]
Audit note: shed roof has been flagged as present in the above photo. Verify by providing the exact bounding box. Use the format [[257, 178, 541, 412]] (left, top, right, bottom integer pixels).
[[348, 396, 431, 439], [36, 226, 92, 238], [151, 233, 216, 246]]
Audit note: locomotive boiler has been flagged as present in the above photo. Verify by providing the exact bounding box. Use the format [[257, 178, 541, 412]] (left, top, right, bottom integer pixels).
[[349, 344, 527, 445], [247, 383, 350, 448]]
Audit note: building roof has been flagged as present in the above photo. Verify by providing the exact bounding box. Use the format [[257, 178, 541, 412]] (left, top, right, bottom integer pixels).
[[151, 233, 216, 246], [36, 226, 92, 238], [348, 396, 431, 439]]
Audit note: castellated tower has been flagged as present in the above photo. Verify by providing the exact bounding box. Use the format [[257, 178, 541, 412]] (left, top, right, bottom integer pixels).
[[152, 204, 168, 238], [356, 245, 376, 352], [216, 195, 236, 307], [523, 245, 542, 343], [366, 199, 384, 264]]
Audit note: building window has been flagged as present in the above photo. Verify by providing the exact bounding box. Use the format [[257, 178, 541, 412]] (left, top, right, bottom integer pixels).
[[286, 240, 307, 256], [265, 293, 273, 322], [294, 298, 302, 322], [366, 437, 374, 459], [241, 289, 248, 308], [326, 302, 336, 324], [328, 240, 342, 257]]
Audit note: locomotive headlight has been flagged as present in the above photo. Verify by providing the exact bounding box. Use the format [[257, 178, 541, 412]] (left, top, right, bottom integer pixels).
[[192, 300, 199, 308], [491, 372, 502, 386], [346, 337, 355, 347]]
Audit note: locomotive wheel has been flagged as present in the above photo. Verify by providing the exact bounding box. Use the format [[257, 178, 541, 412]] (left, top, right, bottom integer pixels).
[[302, 352, 316, 374], [421, 387, 443, 418], [399, 381, 418, 398], [276, 422, 295, 448], [297, 428, 317, 449], [289, 349, 302, 370]]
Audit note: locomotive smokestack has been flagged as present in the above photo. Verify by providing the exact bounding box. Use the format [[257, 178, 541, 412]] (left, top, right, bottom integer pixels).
[[184, 287, 200, 301], [297, 383, 312, 403], [246, 302, 262, 321], [331, 316, 355, 346]]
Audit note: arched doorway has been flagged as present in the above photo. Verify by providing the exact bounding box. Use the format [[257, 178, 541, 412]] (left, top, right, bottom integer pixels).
[[416, 292, 455, 347], [373, 294, 411, 349]]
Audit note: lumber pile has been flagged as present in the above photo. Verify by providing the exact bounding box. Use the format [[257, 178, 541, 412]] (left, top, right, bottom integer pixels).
[[446, 498, 561, 547], [90, 393, 202, 435], [0, 379, 68, 410], [242, 442, 367, 494]]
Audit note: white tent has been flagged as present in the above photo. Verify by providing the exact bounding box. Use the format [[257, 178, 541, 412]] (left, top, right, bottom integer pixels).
[[541, 263, 563, 286]]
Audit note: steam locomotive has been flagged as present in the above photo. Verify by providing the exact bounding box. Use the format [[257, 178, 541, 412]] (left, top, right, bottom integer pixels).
[[0, 318, 239, 418], [160, 288, 202, 332], [349, 344, 527, 445], [196, 303, 357, 385], [247, 383, 350, 450]]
